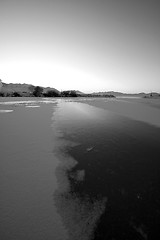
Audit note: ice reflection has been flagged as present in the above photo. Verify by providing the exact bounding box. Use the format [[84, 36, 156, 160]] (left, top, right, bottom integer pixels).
[[53, 136, 107, 240], [52, 101, 109, 240], [52, 100, 160, 239], [74, 97, 160, 128], [54, 191, 107, 240]]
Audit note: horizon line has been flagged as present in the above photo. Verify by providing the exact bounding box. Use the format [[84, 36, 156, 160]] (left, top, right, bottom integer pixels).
[[0, 80, 160, 95]]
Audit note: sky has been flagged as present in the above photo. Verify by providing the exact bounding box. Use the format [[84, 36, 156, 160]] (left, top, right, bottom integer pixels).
[[0, 0, 160, 93]]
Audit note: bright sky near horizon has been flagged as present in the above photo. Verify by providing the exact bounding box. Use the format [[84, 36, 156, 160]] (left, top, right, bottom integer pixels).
[[0, 0, 160, 93]]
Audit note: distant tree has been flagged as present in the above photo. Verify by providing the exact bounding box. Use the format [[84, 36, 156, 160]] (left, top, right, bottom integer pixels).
[[6, 92, 12, 97], [61, 90, 78, 97], [0, 79, 2, 92], [44, 90, 60, 97], [70, 91, 78, 97], [0, 92, 4, 97], [12, 92, 22, 97], [61, 91, 69, 97], [104, 94, 115, 98], [33, 86, 43, 97], [28, 85, 35, 93]]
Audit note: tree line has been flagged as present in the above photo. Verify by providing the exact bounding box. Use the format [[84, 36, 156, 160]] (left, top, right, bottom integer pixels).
[[0, 86, 80, 97]]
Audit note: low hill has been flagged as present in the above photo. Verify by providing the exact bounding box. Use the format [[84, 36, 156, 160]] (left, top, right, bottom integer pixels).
[[91, 91, 146, 97], [0, 80, 159, 98], [91, 91, 160, 98], [0, 81, 59, 96], [143, 92, 160, 98], [1, 82, 34, 93], [65, 90, 85, 95]]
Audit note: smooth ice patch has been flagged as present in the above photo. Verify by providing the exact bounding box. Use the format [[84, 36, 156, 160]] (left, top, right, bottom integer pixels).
[[0, 110, 13, 113], [25, 105, 40, 108], [0, 100, 57, 105], [0, 101, 37, 105]]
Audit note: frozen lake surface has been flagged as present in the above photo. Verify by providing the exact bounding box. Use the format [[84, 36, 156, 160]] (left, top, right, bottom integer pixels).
[[0, 97, 160, 240]]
